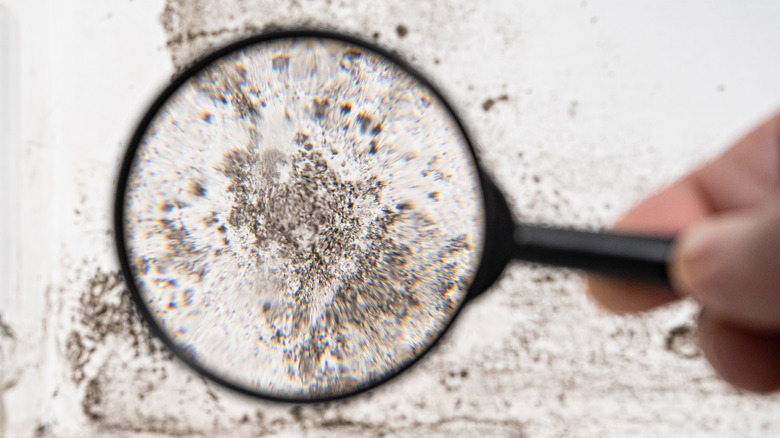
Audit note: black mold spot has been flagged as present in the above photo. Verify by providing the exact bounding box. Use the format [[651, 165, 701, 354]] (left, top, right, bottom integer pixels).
[[313, 97, 331, 119], [204, 212, 219, 226], [290, 406, 303, 422], [343, 48, 362, 60], [396, 24, 408, 38], [294, 131, 310, 146], [233, 91, 257, 118], [356, 112, 373, 133], [665, 324, 700, 359], [340, 48, 363, 71], [272, 54, 290, 72], [0, 314, 14, 340], [190, 180, 207, 197], [482, 94, 509, 112], [83, 377, 104, 421], [34, 424, 48, 437]]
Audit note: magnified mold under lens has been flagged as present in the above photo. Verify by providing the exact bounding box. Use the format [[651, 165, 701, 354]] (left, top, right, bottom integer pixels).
[[121, 35, 485, 399]]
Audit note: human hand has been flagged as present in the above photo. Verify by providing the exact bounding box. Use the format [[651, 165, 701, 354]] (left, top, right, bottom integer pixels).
[[588, 111, 780, 393]]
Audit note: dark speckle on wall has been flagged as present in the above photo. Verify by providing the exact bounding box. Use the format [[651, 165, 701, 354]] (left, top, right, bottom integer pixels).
[[32, 0, 773, 436], [482, 94, 508, 112], [665, 324, 701, 359]]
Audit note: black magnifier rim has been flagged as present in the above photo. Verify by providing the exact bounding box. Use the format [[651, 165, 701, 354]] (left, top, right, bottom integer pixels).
[[114, 29, 499, 403]]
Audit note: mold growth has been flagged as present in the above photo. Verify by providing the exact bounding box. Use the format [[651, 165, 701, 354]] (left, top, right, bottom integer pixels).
[[65, 269, 167, 385], [0, 313, 19, 392], [122, 36, 485, 398], [665, 324, 700, 359], [66, 267, 223, 434], [481, 94, 508, 112], [216, 141, 472, 394]]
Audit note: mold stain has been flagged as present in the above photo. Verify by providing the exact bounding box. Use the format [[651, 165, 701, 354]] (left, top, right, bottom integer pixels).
[[146, 1, 577, 435], [481, 94, 508, 112], [63, 267, 221, 433], [82, 377, 103, 422], [0, 313, 19, 391], [665, 324, 700, 359], [144, 8, 502, 429], [217, 144, 472, 390]]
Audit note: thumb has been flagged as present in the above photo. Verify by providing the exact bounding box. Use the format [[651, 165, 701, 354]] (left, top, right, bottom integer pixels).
[[671, 195, 780, 332]]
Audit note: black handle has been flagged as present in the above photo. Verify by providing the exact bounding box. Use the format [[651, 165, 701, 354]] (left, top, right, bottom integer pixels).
[[513, 225, 675, 288]]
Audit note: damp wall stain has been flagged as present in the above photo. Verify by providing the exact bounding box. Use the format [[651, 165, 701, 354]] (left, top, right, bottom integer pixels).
[[8, 0, 780, 436], [64, 267, 217, 435], [71, 0, 777, 436]]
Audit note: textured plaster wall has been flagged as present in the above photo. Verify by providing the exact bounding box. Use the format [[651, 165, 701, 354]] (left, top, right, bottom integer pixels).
[[3, 0, 780, 437]]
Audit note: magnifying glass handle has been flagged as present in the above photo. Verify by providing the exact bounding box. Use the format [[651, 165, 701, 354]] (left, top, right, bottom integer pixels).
[[513, 225, 675, 289]]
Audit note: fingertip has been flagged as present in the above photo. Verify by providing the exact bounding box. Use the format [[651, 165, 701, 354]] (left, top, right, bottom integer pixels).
[[671, 204, 780, 331], [586, 274, 678, 314], [668, 218, 723, 299], [698, 312, 780, 394]]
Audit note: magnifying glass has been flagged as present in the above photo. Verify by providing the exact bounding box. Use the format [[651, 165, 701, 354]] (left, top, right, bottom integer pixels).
[[116, 31, 674, 402]]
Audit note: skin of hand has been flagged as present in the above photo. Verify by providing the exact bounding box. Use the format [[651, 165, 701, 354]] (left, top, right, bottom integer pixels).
[[587, 110, 780, 393]]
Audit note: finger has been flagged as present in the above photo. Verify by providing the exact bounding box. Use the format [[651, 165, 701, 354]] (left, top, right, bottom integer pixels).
[[671, 195, 780, 332], [586, 184, 708, 312], [698, 311, 780, 394], [586, 275, 676, 313], [588, 110, 780, 313], [691, 111, 780, 212]]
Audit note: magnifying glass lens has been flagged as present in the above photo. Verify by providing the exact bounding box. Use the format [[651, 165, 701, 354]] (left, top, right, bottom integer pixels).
[[122, 36, 485, 400]]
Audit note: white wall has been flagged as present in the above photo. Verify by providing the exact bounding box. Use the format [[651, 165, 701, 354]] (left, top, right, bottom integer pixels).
[[3, 0, 780, 436]]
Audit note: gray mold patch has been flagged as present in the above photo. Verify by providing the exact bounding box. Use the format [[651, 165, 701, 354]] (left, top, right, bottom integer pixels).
[[65, 269, 166, 385], [0, 314, 18, 390], [65, 267, 222, 435], [158, 1, 436, 73], [0, 312, 20, 438], [123, 37, 483, 398], [161, 0, 294, 71]]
